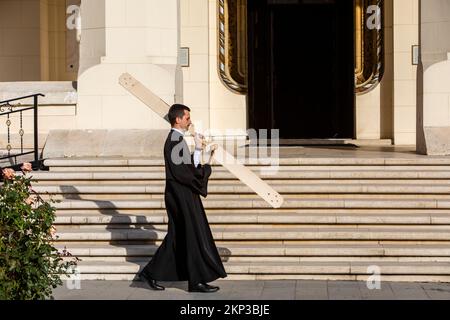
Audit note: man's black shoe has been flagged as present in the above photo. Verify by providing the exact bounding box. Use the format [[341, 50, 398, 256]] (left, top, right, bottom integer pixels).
[[188, 283, 219, 293], [140, 272, 165, 291], [202, 283, 220, 290]]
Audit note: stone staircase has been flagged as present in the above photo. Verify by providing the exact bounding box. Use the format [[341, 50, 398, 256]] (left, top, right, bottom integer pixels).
[[28, 156, 450, 282]]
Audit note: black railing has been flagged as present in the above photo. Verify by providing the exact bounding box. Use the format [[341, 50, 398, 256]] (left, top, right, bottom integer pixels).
[[0, 94, 45, 171]]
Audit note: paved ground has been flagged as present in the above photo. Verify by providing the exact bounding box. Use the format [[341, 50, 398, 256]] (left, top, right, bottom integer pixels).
[[274, 145, 418, 158], [52, 280, 450, 300], [250, 145, 428, 159]]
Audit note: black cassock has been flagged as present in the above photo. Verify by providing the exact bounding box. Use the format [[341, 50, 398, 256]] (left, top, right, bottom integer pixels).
[[141, 129, 227, 284]]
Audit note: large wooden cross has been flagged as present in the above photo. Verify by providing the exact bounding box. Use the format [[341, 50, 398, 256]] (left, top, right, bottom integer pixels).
[[119, 73, 284, 208]]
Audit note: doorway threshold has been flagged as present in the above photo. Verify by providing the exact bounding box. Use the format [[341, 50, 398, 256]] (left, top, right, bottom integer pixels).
[[278, 139, 393, 147], [249, 139, 393, 147]]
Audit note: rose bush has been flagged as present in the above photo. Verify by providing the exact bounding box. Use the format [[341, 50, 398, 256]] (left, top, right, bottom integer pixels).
[[0, 163, 79, 300]]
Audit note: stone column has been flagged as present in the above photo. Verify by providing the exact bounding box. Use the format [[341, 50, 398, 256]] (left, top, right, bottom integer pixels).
[[44, 0, 182, 158], [76, 0, 180, 131], [417, 0, 450, 155], [392, 0, 419, 146]]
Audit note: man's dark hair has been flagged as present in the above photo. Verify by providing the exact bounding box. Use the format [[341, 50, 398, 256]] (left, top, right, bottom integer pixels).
[[168, 104, 190, 126]]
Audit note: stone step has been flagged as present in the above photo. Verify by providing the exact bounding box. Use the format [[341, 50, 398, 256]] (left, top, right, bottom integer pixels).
[[65, 273, 450, 282], [43, 157, 450, 166], [54, 243, 450, 257], [52, 198, 450, 210], [33, 183, 450, 194], [26, 170, 450, 181], [55, 224, 450, 231], [69, 256, 450, 263], [47, 165, 450, 172], [54, 226, 450, 241], [54, 208, 450, 215], [42, 194, 450, 202], [39, 157, 450, 282], [33, 179, 450, 186], [67, 260, 450, 276], [54, 211, 450, 225], [55, 240, 450, 246]]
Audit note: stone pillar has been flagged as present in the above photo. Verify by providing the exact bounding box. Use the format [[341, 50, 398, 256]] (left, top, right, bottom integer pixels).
[[392, 0, 419, 146], [179, 0, 210, 132], [76, 0, 180, 131], [417, 0, 450, 155]]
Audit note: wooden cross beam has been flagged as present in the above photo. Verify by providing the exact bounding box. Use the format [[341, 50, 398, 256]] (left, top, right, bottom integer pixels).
[[119, 73, 284, 208]]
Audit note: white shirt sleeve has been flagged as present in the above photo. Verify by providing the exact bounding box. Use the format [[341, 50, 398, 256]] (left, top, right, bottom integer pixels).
[[193, 149, 201, 167]]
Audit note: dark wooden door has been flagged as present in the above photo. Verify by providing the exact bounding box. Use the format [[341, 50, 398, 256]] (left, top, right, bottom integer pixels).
[[248, 0, 355, 139]]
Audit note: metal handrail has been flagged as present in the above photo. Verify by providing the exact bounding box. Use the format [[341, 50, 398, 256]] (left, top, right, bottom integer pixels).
[[0, 93, 45, 105], [0, 93, 45, 170]]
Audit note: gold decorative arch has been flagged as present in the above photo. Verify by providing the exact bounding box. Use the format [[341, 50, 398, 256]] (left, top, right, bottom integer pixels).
[[217, 0, 385, 95], [355, 0, 385, 94], [217, 0, 248, 94]]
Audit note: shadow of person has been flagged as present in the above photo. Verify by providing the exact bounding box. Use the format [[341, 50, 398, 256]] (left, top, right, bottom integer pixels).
[[57, 166, 232, 292], [58, 185, 160, 282]]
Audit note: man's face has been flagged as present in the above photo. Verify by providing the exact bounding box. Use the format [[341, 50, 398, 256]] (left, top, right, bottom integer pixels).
[[177, 110, 192, 131]]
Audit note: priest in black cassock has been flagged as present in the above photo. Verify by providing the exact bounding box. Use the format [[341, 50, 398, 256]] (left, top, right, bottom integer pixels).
[[139, 104, 227, 293]]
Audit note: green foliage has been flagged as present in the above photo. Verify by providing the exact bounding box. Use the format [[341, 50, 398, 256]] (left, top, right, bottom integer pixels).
[[0, 168, 78, 300]]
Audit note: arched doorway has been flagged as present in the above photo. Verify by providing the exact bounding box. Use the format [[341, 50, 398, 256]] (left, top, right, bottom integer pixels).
[[247, 0, 355, 139]]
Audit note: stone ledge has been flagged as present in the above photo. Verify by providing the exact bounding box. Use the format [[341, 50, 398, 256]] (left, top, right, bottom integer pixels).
[[0, 81, 77, 105], [43, 129, 169, 158], [421, 127, 450, 156]]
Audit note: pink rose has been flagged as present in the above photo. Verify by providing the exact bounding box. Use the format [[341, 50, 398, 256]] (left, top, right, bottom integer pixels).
[[21, 163, 32, 173], [2, 168, 15, 180]]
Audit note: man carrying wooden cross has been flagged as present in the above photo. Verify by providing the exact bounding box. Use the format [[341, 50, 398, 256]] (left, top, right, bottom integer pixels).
[[139, 104, 227, 293]]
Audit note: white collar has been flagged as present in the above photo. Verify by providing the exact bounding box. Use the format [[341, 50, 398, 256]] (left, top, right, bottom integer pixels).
[[171, 128, 185, 136]]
